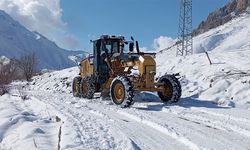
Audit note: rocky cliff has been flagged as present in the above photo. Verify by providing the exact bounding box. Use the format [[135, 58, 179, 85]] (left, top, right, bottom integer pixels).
[[193, 0, 250, 36]]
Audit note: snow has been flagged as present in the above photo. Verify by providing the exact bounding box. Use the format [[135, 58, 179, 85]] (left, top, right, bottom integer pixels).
[[193, 13, 250, 53], [1, 60, 250, 149], [246, 6, 250, 13], [35, 33, 41, 40], [0, 56, 10, 66], [157, 13, 250, 109], [1, 10, 250, 150], [157, 50, 250, 108], [0, 94, 60, 150]]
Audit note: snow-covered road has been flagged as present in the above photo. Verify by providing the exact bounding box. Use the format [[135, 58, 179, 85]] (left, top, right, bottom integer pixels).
[[26, 90, 250, 150]]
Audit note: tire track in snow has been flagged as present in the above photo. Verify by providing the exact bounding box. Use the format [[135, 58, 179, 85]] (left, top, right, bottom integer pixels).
[[51, 92, 248, 150], [117, 111, 200, 150], [130, 104, 250, 149], [29, 90, 250, 150], [31, 91, 133, 150], [30, 93, 119, 149], [35, 96, 91, 149], [82, 102, 194, 150], [165, 108, 250, 138], [190, 108, 250, 124]]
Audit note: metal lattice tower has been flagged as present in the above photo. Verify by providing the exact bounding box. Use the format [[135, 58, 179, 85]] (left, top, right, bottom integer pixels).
[[177, 0, 193, 56]]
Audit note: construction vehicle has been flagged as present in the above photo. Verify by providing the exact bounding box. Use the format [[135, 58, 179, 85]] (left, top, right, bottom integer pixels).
[[72, 35, 181, 108]]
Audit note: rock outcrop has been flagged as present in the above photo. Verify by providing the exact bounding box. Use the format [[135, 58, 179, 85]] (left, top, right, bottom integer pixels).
[[193, 0, 250, 36]]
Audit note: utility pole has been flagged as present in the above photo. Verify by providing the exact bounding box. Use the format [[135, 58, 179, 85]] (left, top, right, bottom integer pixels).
[[177, 0, 193, 56]]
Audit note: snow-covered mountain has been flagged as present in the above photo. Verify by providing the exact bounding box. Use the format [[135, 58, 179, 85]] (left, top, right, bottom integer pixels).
[[0, 10, 83, 70]]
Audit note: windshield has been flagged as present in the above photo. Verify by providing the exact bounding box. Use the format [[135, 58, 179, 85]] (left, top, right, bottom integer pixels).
[[103, 40, 119, 54]]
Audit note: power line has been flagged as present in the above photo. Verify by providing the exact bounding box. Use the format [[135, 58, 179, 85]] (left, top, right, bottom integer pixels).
[[157, 42, 179, 53]]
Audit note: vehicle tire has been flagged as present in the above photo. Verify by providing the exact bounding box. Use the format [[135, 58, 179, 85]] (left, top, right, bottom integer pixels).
[[72, 76, 82, 97], [157, 74, 181, 103], [110, 76, 134, 108], [81, 76, 95, 99]]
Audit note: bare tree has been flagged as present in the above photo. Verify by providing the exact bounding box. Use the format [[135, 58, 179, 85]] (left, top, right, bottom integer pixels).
[[0, 58, 19, 95], [0, 59, 18, 84], [17, 53, 38, 81]]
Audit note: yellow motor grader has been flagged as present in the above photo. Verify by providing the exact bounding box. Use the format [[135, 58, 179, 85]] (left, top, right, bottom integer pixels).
[[72, 35, 181, 108]]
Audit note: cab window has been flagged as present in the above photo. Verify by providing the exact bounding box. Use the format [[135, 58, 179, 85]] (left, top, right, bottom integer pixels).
[[102, 40, 119, 54]]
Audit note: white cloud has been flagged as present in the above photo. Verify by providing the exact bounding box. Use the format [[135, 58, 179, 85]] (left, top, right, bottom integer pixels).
[[133, 46, 148, 52], [139, 47, 148, 52], [153, 36, 176, 51], [0, 0, 81, 50]]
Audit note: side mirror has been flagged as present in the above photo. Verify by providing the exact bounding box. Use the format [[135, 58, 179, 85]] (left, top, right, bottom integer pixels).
[[129, 42, 134, 52]]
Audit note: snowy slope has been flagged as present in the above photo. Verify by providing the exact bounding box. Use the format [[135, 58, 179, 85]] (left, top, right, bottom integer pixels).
[[157, 50, 250, 108], [157, 12, 250, 109], [193, 13, 250, 53], [0, 10, 82, 70]]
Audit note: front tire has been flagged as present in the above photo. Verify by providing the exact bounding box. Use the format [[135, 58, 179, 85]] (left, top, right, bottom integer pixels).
[[110, 76, 134, 108], [80, 76, 95, 99], [157, 74, 182, 103], [72, 77, 82, 97]]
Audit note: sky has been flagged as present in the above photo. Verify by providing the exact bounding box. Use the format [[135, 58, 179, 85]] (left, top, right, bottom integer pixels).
[[60, 0, 230, 51], [0, 0, 230, 52]]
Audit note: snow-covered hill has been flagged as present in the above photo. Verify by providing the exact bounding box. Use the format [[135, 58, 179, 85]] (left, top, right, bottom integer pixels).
[[157, 12, 250, 109], [0, 10, 82, 70], [193, 12, 250, 53], [157, 50, 250, 108]]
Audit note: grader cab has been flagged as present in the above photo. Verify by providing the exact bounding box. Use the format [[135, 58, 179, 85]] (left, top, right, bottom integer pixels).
[[72, 35, 181, 108]]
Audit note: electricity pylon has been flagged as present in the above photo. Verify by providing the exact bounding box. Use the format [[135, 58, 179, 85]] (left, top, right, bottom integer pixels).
[[177, 0, 193, 56]]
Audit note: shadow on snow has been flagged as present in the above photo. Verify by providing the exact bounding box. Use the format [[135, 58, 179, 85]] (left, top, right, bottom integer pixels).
[[134, 92, 232, 111]]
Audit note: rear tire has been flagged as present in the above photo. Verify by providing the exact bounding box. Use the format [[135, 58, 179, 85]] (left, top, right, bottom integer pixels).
[[81, 76, 95, 99], [110, 76, 134, 108], [72, 77, 82, 97], [157, 74, 181, 103]]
